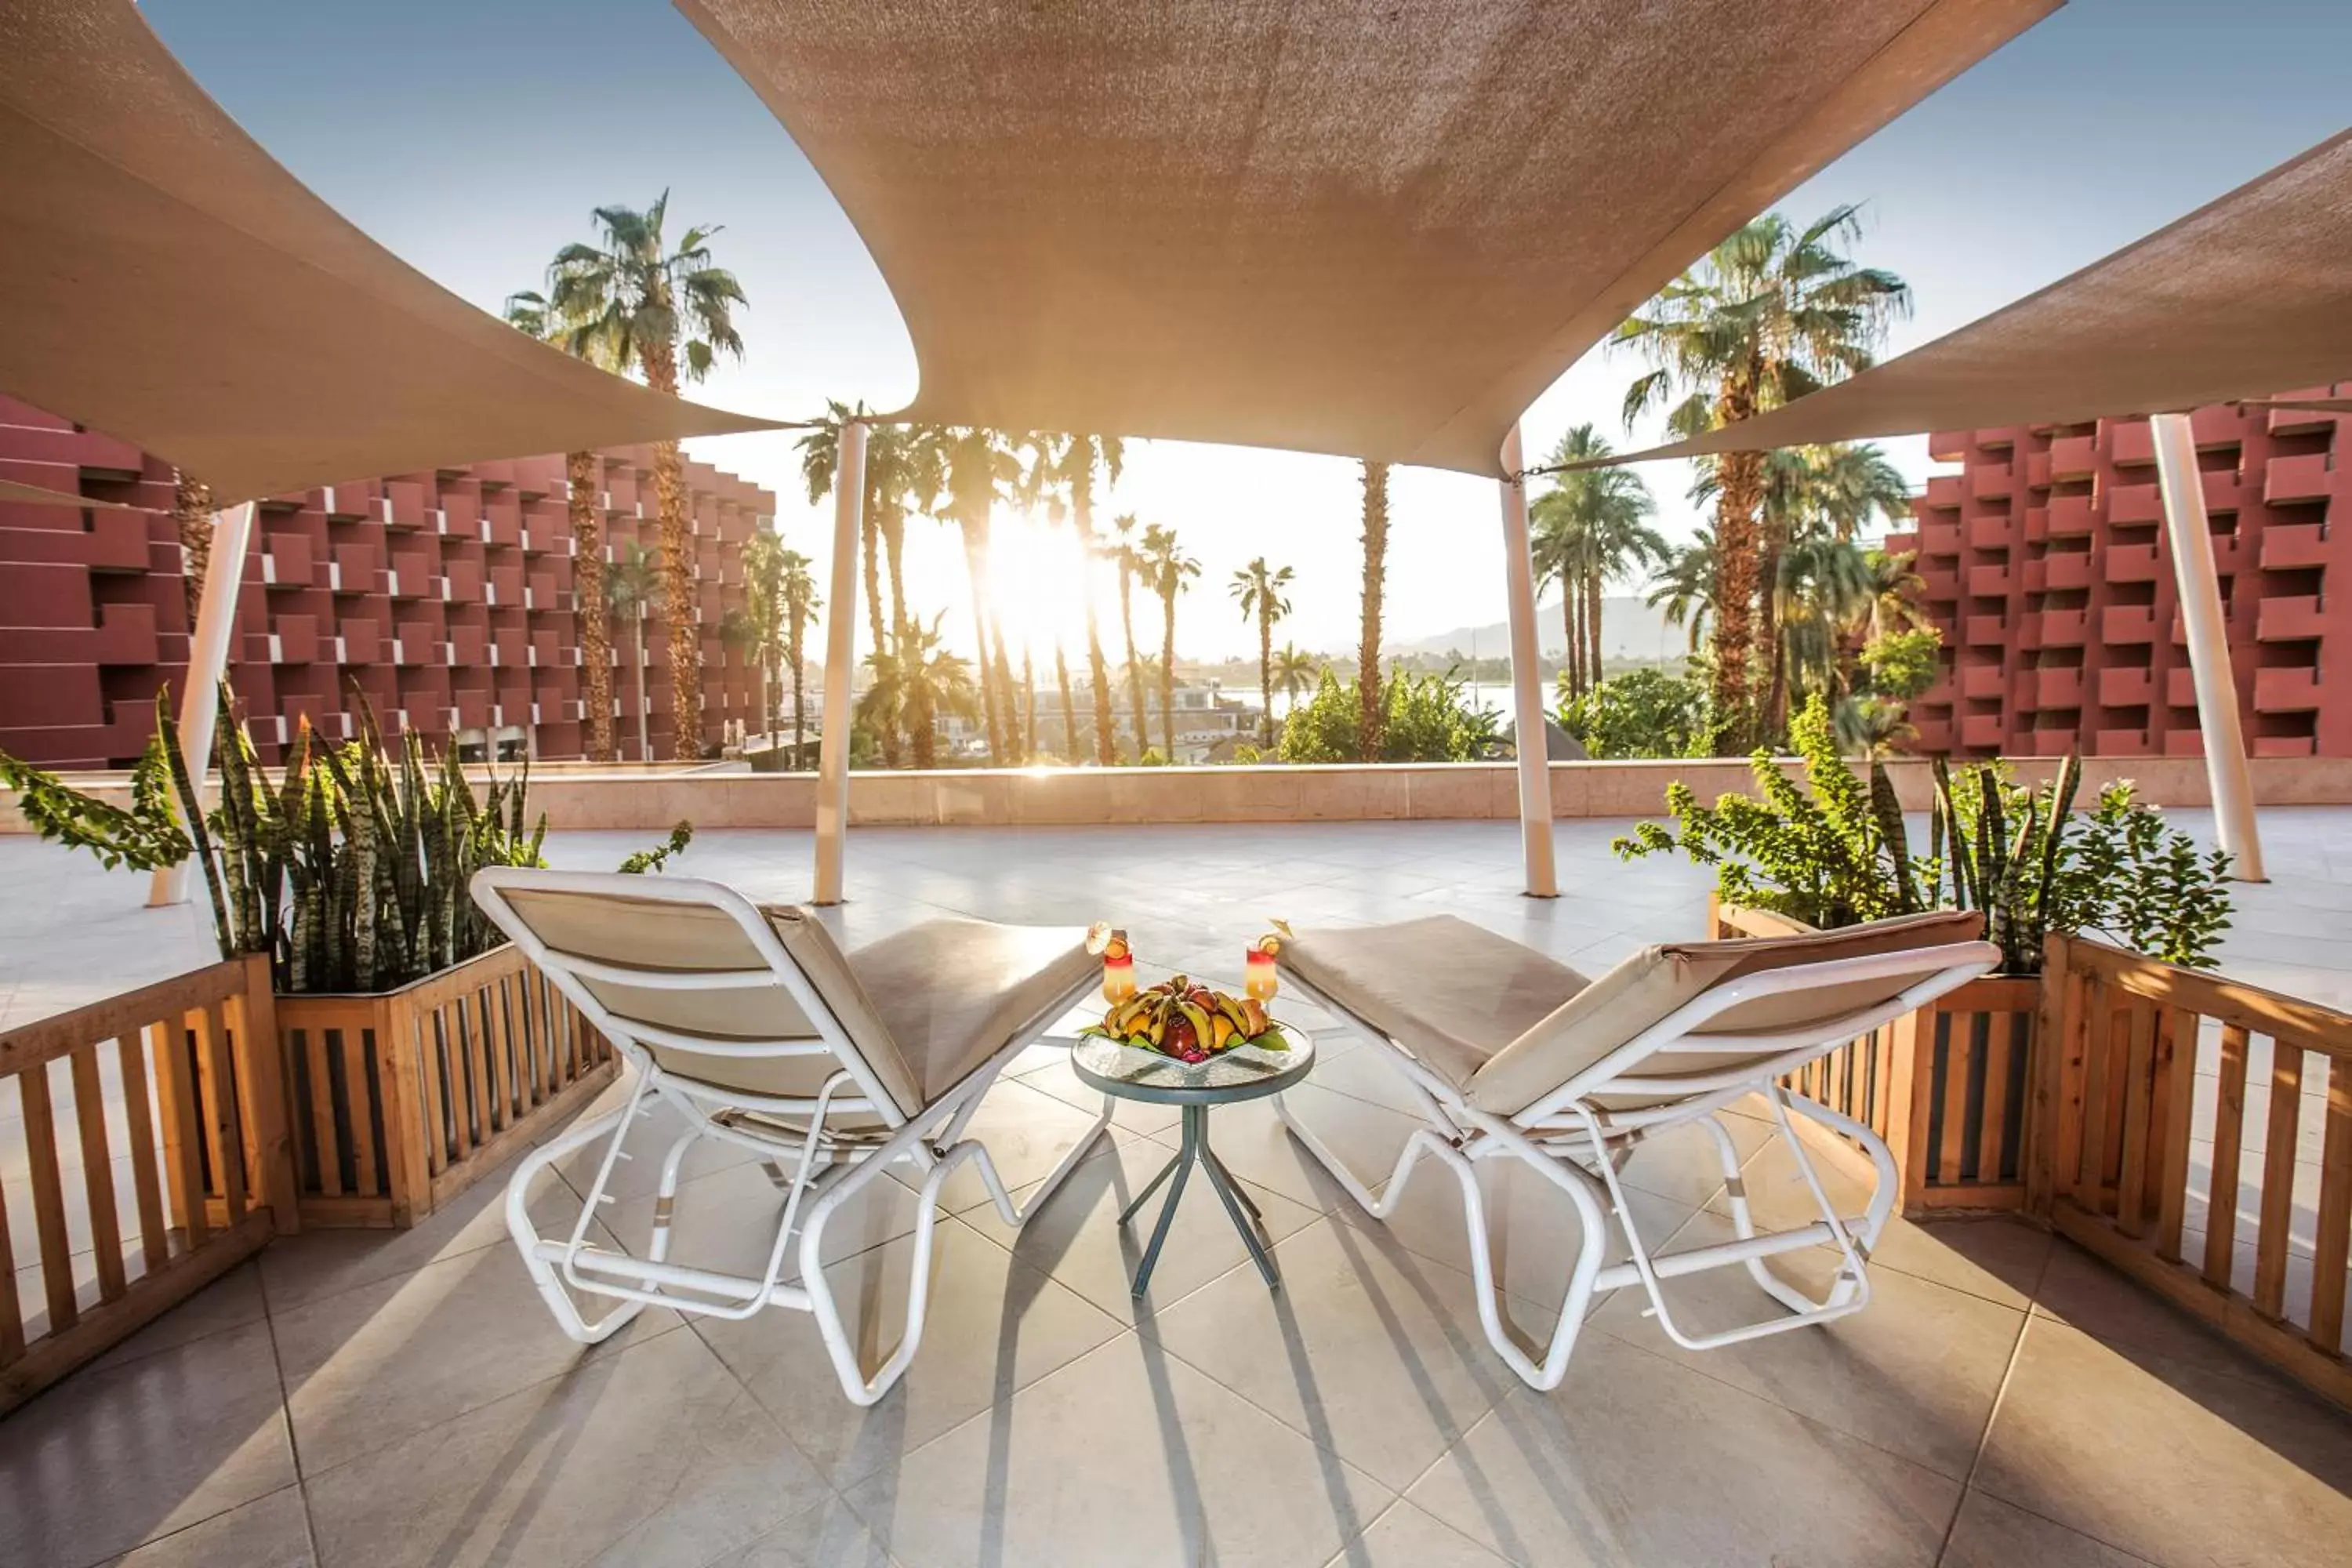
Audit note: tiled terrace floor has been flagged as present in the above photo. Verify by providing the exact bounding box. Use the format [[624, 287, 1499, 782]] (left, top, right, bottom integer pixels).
[[4, 815, 2352, 1566]]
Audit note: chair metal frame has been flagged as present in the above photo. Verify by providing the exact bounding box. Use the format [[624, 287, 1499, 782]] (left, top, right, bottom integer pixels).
[[1276, 937, 1998, 1390], [473, 869, 1106, 1406]]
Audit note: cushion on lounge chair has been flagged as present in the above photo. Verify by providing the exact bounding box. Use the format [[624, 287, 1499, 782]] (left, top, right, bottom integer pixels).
[[1279, 915, 1592, 1091], [498, 887, 1085, 1115], [852, 916, 1096, 1100], [1468, 909, 1985, 1115]]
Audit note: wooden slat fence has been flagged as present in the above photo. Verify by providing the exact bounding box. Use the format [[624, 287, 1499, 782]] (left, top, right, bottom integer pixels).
[[0, 953, 294, 1414], [278, 943, 616, 1228], [2039, 933, 2352, 1408]]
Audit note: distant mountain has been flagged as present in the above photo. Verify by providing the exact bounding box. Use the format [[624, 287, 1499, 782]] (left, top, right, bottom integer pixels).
[[1392, 596, 1689, 664]]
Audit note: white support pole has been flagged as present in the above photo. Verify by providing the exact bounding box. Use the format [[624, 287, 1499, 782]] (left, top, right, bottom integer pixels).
[[1498, 423, 1559, 898], [150, 501, 257, 907], [813, 421, 867, 906], [2151, 412, 2267, 883]]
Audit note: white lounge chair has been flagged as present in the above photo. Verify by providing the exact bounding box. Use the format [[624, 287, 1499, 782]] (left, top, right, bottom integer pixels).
[[472, 869, 1104, 1405], [1275, 909, 1996, 1390]]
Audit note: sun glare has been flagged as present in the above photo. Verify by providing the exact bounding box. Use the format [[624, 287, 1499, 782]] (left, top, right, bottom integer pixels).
[[982, 510, 1099, 665]]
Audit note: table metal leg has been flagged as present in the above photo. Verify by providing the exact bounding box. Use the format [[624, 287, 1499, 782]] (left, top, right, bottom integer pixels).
[[1118, 1141, 1187, 1227], [1127, 1108, 1200, 1298], [1199, 1133, 1281, 1289], [1203, 1146, 1262, 1221]]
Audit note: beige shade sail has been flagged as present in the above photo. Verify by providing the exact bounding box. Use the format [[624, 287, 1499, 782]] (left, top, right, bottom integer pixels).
[[0, 478, 143, 510], [2240, 396, 2352, 415], [682, 0, 2055, 476], [0, 1, 780, 506], [1561, 130, 2352, 470]]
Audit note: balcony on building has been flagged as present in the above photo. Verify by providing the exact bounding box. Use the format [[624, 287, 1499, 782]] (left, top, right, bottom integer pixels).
[[2164, 727, 2205, 757], [89, 601, 159, 666], [274, 614, 320, 665], [2028, 724, 2078, 754], [2261, 521, 2331, 570], [2257, 595, 2327, 641], [1918, 519, 1962, 557], [333, 542, 381, 593], [1961, 662, 2005, 700], [383, 480, 426, 528], [2255, 665, 2323, 713], [2265, 452, 2335, 506], [2025, 449, 2052, 488], [2107, 419, 2154, 467], [2033, 666, 2084, 709], [1908, 719, 1953, 752], [2163, 666, 2196, 709], [2101, 604, 2157, 644], [455, 689, 495, 730], [1965, 561, 2014, 597], [451, 624, 489, 666], [1919, 565, 1960, 601], [1922, 474, 1963, 511], [260, 532, 314, 588], [2108, 542, 2161, 583], [1963, 612, 2006, 646], [1960, 712, 2005, 749], [2095, 726, 2151, 753], [339, 619, 381, 666], [2096, 666, 2153, 708], [2265, 386, 2340, 436], [1926, 430, 1971, 463], [443, 559, 485, 601], [1971, 461, 2013, 501], [2253, 731, 2319, 757], [2040, 608, 2089, 647], [1967, 514, 2016, 551], [2047, 494, 2096, 536], [2046, 550, 2094, 591], [2107, 482, 2161, 527], [2048, 434, 2096, 480]]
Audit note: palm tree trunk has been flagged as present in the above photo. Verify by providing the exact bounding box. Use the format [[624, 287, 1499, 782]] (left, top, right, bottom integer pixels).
[[1356, 460, 1389, 761], [1053, 644, 1076, 761], [173, 469, 212, 639], [1073, 479, 1117, 767], [1757, 520, 1788, 740], [1709, 379, 1764, 752], [1022, 648, 1040, 758], [633, 612, 652, 763], [789, 615, 808, 768], [1586, 567, 1605, 696], [1564, 583, 1582, 698], [880, 503, 916, 764], [1258, 610, 1276, 750], [860, 477, 898, 769], [1119, 568, 1147, 761], [1160, 595, 1178, 761], [638, 339, 705, 760], [570, 452, 612, 761], [959, 524, 1002, 760]]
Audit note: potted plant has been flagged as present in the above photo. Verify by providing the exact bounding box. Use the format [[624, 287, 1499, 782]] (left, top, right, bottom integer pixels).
[[1614, 696, 2232, 1211], [2, 686, 692, 1227]]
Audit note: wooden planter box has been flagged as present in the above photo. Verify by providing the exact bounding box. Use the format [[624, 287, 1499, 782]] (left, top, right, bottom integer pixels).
[[1711, 900, 2040, 1218], [274, 945, 617, 1228]]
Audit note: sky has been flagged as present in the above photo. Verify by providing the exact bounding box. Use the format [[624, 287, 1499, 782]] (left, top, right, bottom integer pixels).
[[140, 0, 2352, 665]]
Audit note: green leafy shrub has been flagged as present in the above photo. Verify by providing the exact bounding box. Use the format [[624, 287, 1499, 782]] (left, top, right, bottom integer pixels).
[[1278, 669, 1499, 764], [2, 685, 689, 993], [1557, 667, 1715, 759], [1615, 695, 2234, 971]]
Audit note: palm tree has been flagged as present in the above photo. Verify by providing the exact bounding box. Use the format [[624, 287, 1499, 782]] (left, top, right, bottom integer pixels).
[[503, 290, 621, 760], [1613, 206, 1906, 747], [1111, 512, 1151, 761], [938, 426, 1021, 760], [1692, 440, 1912, 732], [855, 612, 978, 770], [1646, 532, 1717, 653], [1530, 425, 1666, 701], [539, 192, 746, 759], [1356, 459, 1391, 761], [606, 540, 664, 761], [1140, 524, 1199, 760], [798, 404, 928, 767], [1025, 433, 1125, 765], [1271, 643, 1322, 711], [781, 547, 819, 767], [740, 528, 789, 743], [1230, 558, 1295, 750]]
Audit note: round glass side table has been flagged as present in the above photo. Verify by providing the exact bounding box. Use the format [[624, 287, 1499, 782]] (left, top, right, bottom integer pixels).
[[1069, 1030, 1316, 1298]]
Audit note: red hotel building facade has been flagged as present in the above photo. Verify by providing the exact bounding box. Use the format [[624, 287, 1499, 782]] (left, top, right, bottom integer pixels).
[[1889, 390, 2349, 759], [0, 395, 775, 768]]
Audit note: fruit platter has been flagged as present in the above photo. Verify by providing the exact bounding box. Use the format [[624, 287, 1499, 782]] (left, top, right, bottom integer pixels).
[[1082, 975, 1292, 1064]]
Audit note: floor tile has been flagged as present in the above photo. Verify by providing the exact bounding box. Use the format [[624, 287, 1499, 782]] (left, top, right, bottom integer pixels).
[[1936, 1490, 2157, 1567], [547, 1088, 764, 1203], [0, 1319, 296, 1568], [1330, 1501, 1513, 1567], [1147, 1217, 1541, 1493], [1403, 1333, 1960, 1567], [1012, 1051, 1184, 1137], [956, 1135, 1318, 1323], [841, 1334, 1393, 1568], [883, 1078, 1130, 1214], [605, 1153, 927, 1287], [1588, 1210, 2024, 1479], [692, 1219, 1123, 1490], [301, 1328, 829, 1568], [2032, 1236, 2292, 1383], [1973, 1317, 2352, 1568], [1178, 1081, 1427, 1214], [272, 1229, 677, 1475], [101, 1485, 314, 1568], [90, 1259, 268, 1373], [690, 1494, 896, 1568]]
